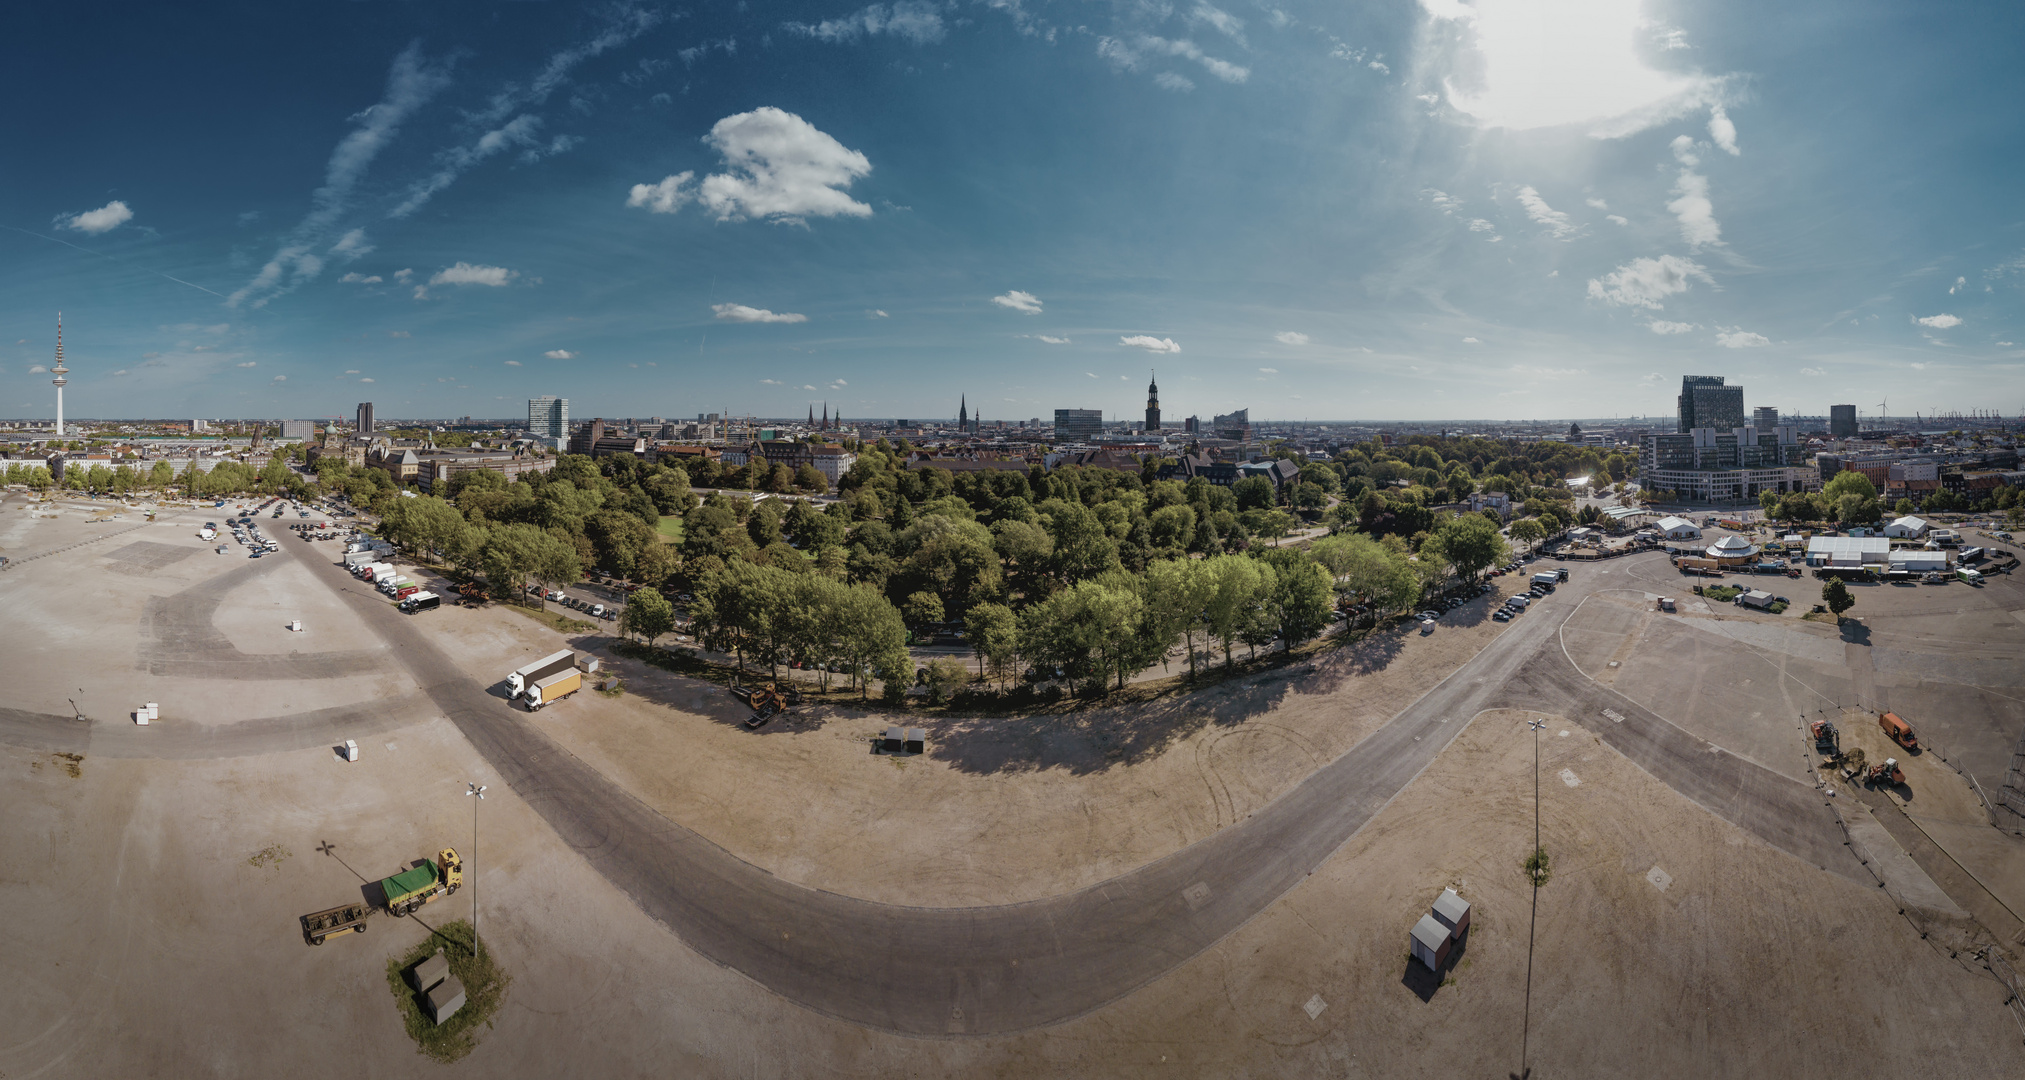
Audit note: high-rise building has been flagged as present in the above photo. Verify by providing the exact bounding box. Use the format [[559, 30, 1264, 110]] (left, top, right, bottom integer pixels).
[[1053, 408, 1102, 443], [281, 419, 315, 440], [1212, 408, 1251, 440], [192, 418, 207, 433], [1753, 406, 1779, 429], [1829, 404, 1858, 437], [528, 395, 569, 447], [1144, 370, 1161, 433], [356, 402, 375, 435], [1677, 376, 1743, 433]]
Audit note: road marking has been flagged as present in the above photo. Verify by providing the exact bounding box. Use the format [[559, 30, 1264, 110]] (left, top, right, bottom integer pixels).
[[1557, 730, 1570, 737], [1646, 866, 1672, 891], [1304, 993, 1328, 1020], [1602, 708, 1625, 723], [1182, 881, 1211, 910], [1559, 768, 1581, 787]]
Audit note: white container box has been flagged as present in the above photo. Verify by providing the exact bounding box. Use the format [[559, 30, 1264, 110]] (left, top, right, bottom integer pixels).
[[344, 739, 360, 762], [145, 702, 159, 721]]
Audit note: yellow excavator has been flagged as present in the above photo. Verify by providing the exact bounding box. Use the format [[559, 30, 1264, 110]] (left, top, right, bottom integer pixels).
[[732, 681, 803, 729]]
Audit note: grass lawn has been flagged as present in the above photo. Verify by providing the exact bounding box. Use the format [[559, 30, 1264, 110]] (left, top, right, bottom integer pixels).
[[655, 516, 684, 544], [500, 598, 598, 635], [1702, 585, 1743, 603], [384, 919, 509, 1063]]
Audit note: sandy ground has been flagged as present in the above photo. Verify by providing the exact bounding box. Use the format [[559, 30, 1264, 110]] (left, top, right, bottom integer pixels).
[[5, 494, 2023, 1077]]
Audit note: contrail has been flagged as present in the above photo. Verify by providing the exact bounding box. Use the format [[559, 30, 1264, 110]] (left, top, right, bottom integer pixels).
[[3, 225, 231, 300]]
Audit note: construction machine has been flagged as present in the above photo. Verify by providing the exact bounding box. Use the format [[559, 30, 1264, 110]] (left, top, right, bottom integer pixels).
[[1866, 757, 1906, 786], [1810, 719, 1839, 755], [732, 681, 803, 729]]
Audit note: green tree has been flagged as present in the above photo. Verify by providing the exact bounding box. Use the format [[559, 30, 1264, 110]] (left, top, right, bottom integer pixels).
[[1822, 578, 1856, 621], [903, 591, 945, 629], [1143, 557, 1216, 677], [1233, 476, 1277, 511], [1822, 470, 1878, 502], [1147, 503, 1196, 551], [1423, 513, 1508, 584], [621, 588, 677, 646], [1508, 517, 1546, 553], [1202, 555, 1270, 667], [1263, 558, 1334, 652], [964, 601, 1020, 684]]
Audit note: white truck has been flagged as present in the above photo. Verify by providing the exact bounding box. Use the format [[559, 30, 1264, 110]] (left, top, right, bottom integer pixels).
[[507, 651, 577, 698], [525, 667, 584, 710]]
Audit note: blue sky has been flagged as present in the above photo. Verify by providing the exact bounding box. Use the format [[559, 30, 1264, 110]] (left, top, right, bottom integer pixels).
[[3, 0, 2021, 424]]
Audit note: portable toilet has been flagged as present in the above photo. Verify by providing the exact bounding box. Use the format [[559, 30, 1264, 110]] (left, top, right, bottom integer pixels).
[[146, 702, 159, 722], [1410, 914, 1452, 972], [883, 726, 905, 753], [135, 707, 149, 726], [290, 620, 303, 632], [344, 739, 360, 762], [905, 728, 926, 755]]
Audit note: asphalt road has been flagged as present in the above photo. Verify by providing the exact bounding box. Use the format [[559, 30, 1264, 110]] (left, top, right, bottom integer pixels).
[[3, 533, 1867, 1036], [282, 540, 1866, 1035]]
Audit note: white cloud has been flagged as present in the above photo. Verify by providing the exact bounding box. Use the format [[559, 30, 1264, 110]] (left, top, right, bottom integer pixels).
[[111, 369, 128, 376], [1949, 276, 1966, 295], [1914, 313, 1962, 329], [1418, 0, 1729, 137], [1155, 72, 1196, 92], [339, 272, 383, 284], [1259, 366, 1278, 373], [1707, 104, 1739, 155], [1274, 331, 1310, 345], [1085, 371, 1099, 378], [1121, 335, 1181, 353], [1586, 254, 1712, 309], [1033, 335, 1071, 345], [345, 370, 361, 374], [237, 361, 258, 368], [761, 378, 784, 385], [1462, 336, 1481, 343], [1715, 328, 1769, 348], [393, 268, 413, 283], [694, 108, 873, 223], [389, 330, 409, 338], [713, 303, 807, 323], [29, 365, 47, 373], [1467, 218, 1496, 232], [1606, 214, 1628, 225], [1668, 169, 1721, 248], [272, 375, 287, 383], [783, 1, 947, 45], [1188, 3, 1246, 44], [1370, 60, 1391, 75], [430, 262, 518, 287], [504, 360, 522, 366], [391, 12, 658, 218], [866, 309, 889, 318], [329, 228, 373, 260], [544, 349, 576, 359], [1097, 35, 1249, 85], [1423, 188, 1463, 215], [230, 44, 451, 308], [61, 200, 135, 235], [831, 378, 846, 385], [1670, 134, 1700, 166], [1998, 341, 2015, 347], [992, 290, 1043, 314], [1515, 185, 1579, 239], [360, 377, 375, 382], [1585, 196, 1609, 210], [627, 172, 696, 214], [1647, 320, 1697, 334]]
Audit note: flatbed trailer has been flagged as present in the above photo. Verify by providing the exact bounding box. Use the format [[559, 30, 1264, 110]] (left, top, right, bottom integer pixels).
[[300, 901, 370, 945]]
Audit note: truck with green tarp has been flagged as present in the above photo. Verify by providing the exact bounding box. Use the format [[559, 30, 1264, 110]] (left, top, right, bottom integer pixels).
[[378, 848, 463, 916]]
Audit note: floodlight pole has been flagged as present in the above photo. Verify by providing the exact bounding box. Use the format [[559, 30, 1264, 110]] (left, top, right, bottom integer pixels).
[[467, 782, 486, 957], [1522, 716, 1547, 1080]]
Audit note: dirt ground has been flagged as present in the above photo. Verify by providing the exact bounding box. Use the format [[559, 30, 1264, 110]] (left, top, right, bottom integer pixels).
[[5, 493, 2024, 1077]]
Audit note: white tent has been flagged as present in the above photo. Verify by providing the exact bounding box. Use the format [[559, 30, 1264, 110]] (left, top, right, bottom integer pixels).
[[1655, 516, 1701, 540], [1884, 515, 1929, 539]]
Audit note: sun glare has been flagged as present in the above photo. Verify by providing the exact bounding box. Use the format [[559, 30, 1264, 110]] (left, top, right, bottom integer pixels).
[[1430, 0, 1708, 132]]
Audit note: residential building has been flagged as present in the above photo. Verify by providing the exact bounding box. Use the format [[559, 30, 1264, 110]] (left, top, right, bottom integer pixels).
[[410, 447, 554, 492], [1829, 404, 1858, 437], [356, 402, 375, 435], [1053, 408, 1102, 443], [191, 418, 207, 433], [281, 419, 315, 441], [528, 395, 569, 448]]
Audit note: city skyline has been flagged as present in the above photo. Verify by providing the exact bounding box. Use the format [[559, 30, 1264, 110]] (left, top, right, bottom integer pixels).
[[3, 2, 2022, 423]]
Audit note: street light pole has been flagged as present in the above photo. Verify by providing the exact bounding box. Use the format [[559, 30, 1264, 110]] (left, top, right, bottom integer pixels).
[[466, 783, 486, 958]]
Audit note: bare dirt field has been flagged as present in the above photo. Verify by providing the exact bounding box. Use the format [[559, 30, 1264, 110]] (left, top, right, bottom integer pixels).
[[4, 495, 2023, 1077]]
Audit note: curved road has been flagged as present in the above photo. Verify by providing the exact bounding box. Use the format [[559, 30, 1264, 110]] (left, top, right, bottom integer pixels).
[[9, 538, 1865, 1036]]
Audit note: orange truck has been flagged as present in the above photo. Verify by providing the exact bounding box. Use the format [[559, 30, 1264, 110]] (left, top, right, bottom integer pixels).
[[1878, 712, 1918, 751]]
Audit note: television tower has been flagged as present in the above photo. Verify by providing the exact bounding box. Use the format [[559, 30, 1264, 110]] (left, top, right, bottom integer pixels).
[[51, 313, 70, 437]]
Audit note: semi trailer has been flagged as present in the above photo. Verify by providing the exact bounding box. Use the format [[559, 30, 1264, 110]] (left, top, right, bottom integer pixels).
[[526, 667, 583, 710], [507, 650, 577, 697]]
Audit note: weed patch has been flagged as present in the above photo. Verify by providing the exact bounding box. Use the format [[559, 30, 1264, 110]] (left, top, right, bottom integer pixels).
[[384, 919, 509, 1064]]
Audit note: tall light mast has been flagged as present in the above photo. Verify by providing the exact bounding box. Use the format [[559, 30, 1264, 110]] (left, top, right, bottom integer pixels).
[[51, 313, 70, 437]]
